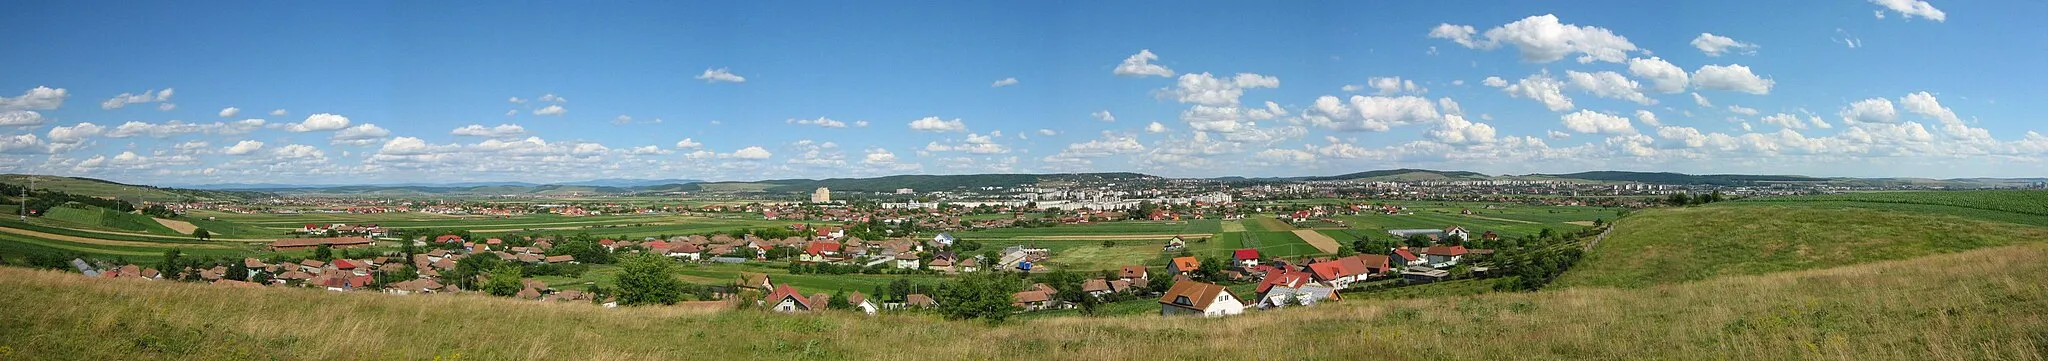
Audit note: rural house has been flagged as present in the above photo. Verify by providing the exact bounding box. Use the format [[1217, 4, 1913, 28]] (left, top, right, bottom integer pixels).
[[764, 284, 814, 313], [1168, 257, 1201, 276], [1233, 249, 1261, 269], [1157, 281, 1244, 317]]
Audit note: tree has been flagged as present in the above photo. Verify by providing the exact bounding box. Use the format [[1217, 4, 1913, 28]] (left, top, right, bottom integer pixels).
[[1336, 247, 1357, 257], [1666, 193, 1691, 207], [1146, 274, 1175, 294], [827, 290, 853, 310], [1043, 270, 1100, 315], [1404, 234, 1434, 248], [446, 252, 503, 291], [1194, 256, 1228, 281], [193, 228, 211, 241], [938, 272, 1021, 324], [225, 259, 248, 281], [157, 249, 183, 279], [373, 264, 417, 287], [888, 278, 914, 302], [312, 245, 333, 261], [612, 253, 685, 305], [482, 265, 524, 297]]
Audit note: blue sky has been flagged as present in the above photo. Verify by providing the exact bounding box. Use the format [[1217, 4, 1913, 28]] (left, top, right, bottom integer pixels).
[[3, 0, 2044, 184]]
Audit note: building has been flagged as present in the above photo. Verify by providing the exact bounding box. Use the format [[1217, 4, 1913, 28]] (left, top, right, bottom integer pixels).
[[895, 188, 914, 194], [268, 237, 376, 251], [811, 187, 832, 203], [1168, 256, 1201, 275], [1158, 281, 1245, 317], [765, 285, 814, 313]]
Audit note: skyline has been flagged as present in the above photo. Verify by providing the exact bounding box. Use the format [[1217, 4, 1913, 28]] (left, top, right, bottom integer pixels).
[[4, 1, 2047, 185]]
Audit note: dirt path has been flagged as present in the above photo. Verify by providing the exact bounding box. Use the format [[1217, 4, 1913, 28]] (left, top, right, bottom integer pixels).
[[1565, 221, 1598, 227], [1292, 230, 1342, 253], [0, 226, 235, 249], [1464, 215, 1539, 224], [153, 217, 198, 234]]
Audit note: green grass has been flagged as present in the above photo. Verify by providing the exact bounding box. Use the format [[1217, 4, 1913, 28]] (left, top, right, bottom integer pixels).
[[1747, 190, 2048, 216], [41, 205, 181, 235], [179, 217, 285, 239], [1238, 231, 1322, 258], [1556, 203, 2048, 289], [1347, 279, 1498, 300], [1017, 298, 1160, 319], [955, 221, 1206, 239], [537, 262, 951, 295]]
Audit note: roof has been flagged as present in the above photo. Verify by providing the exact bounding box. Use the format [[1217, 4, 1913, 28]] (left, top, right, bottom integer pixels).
[[1307, 256, 1368, 281], [1012, 290, 1051, 304], [906, 293, 937, 307], [1082, 279, 1111, 293], [765, 284, 813, 310], [848, 292, 869, 305], [1233, 249, 1260, 261], [269, 237, 374, 249], [544, 255, 574, 263], [1423, 246, 1469, 257], [1121, 265, 1148, 279], [1157, 281, 1233, 311], [1353, 254, 1393, 272], [740, 272, 772, 289], [1170, 257, 1200, 271], [1257, 270, 1317, 295], [1393, 248, 1420, 261], [805, 241, 842, 255]]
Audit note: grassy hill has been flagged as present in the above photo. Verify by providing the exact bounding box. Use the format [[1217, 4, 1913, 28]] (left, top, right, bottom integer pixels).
[[0, 174, 266, 202], [1301, 168, 1490, 182], [1556, 192, 2048, 289], [2, 243, 2043, 359], [41, 205, 182, 236], [1532, 171, 1824, 185], [758, 172, 1155, 193]]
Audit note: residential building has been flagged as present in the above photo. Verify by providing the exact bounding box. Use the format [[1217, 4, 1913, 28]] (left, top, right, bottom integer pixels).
[[1158, 281, 1244, 317]]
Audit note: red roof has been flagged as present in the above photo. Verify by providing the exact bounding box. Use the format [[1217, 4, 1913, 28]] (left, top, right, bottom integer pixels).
[[764, 284, 813, 310], [1256, 270, 1316, 294], [804, 241, 842, 255], [1170, 257, 1200, 272], [1424, 246, 1469, 257], [1393, 248, 1420, 262], [1232, 249, 1260, 261], [435, 235, 464, 242], [1353, 254, 1393, 273], [331, 259, 358, 270], [1307, 256, 1368, 281]]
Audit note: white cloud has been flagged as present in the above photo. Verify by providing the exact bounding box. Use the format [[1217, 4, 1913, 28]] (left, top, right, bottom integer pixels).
[[991, 77, 1019, 87], [1501, 72, 1575, 112], [1438, 98, 1464, 116], [1037, 129, 1058, 136], [908, 117, 968, 132], [99, 88, 174, 110], [696, 68, 747, 83], [218, 107, 240, 118], [1254, 149, 1316, 164], [106, 119, 266, 138], [1655, 126, 1709, 148], [1869, 0, 1946, 22], [47, 122, 104, 143], [1049, 135, 1145, 160], [0, 134, 46, 154], [1304, 95, 1441, 132], [272, 144, 325, 160], [1171, 72, 1280, 106], [1691, 33, 1759, 56], [1092, 110, 1116, 122], [1840, 97, 1898, 124], [1113, 49, 1174, 77], [675, 138, 703, 149], [1146, 122, 1169, 133], [1547, 130, 1572, 139], [1760, 113, 1806, 129], [451, 124, 527, 138], [0, 86, 68, 110], [538, 94, 566, 103], [279, 113, 352, 132], [1692, 92, 1713, 107], [925, 132, 1011, 154], [508, 97, 526, 104], [333, 124, 392, 145], [1561, 110, 1636, 134], [1429, 114, 1497, 144], [1369, 76, 1422, 95], [533, 105, 566, 116], [270, 109, 288, 116], [729, 146, 772, 160], [1340, 84, 1364, 92], [1481, 76, 1508, 88], [863, 148, 898, 164], [1627, 57, 1690, 93], [1728, 105, 1760, 116], [1431, 14, 1639, 63], [789, 117, 848, 128], [1565, 70, 1653, 105], [1635, 110, 1662, 126], [1693, 64, 1775, 94], [224, 140, 265, 155], [0, 111, 43, 126]]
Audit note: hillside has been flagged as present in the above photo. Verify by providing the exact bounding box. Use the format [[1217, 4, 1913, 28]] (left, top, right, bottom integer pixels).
[[0, 174, 267, 202], [1555, 193, 2048, 289], [1301, 169, 1490, 182], [757, 172, 1156, 193], [2, 243, 2042, 359]]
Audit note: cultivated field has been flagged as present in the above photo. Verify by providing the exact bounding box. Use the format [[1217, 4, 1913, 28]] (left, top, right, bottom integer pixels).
[[3, 243, 2041, 360]]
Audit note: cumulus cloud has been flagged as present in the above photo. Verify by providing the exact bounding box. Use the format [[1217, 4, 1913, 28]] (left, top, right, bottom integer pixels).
[[218, 107, 240, 118], [1047, 134, 1146, 162], [270, 109, 288, 116], [1481, 76, 1508, 88], [991, 77, 1019, 87], [1113, 49, 1174, 77], [729, 146, 772, 160], [1430, 14, 1638, 63], [1840, 98, 1898, 124], [533, 105, 566, 116], [908, 117, 968, 132], [863, 148, 898, 164], [99, 88, 174, 110], [925, 132, 1011, 154], [0, 134, 46, 154], [1692, 33, 1759, 56], [47, 122, 104, 143], [1428, 114, 1497, 144], [224, 140, 265, 155], [1561, 110, 1636, 134], [0, 86, 68, 110], [1635, 110, 1662, 126], [332, 124, 392, 145], [1728, 105, 1760, 116], [1693, 64, 1775, 94], [1092, 110, 1116, 122], [696, 68, 747, 83], [1869, 0, 1945, 22], [1565, 70, 1653, 105], [1304, 95, 1441, 132], [1368, 76, 1422, 95], [272, 144, 325, 160], [451, 124, 527, 138], [1037, 129, 1058, 136], [107, 119, 266, 138], [1692, 92, 1713, 107], [1501, 72, 1575, 112], [1760, 113, 1806, 129], [789, 117, 848, 128], [279, 113, 352, 132], [1627, 57, 1690, 93], [1254, 149, 1316, 164], [675, 138, 703, 149], [1146, 122, 1169, 133], [0, 111, 43, 126], [1171, 72, 1280, 106]]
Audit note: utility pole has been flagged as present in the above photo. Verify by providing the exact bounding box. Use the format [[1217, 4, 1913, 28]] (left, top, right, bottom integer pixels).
[[20, 176, 30, 221]]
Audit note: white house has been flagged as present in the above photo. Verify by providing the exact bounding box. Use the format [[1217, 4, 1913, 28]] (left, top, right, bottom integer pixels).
[[1423, 246, 1468, 268], [765, 285, 814, 313], [848, 292, 880, 316], [1158, 281, 1245, 317]]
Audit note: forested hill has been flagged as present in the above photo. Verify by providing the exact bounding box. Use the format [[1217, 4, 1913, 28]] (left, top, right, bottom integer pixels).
[[1535, 171, 1824, 185]]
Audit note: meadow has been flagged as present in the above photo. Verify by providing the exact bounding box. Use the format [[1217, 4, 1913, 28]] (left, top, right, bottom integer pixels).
[[2, 242, 2041, 360]]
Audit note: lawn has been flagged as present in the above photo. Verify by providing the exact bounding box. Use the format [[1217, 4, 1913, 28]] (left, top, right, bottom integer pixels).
[[1555, 203, 2048, 289]]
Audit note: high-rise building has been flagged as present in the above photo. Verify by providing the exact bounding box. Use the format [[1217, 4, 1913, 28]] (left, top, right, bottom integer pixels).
[[811, 187, 831, 203]]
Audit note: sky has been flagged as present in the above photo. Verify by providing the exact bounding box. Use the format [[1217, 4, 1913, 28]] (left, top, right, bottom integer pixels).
[[3, 0, 2046, 185]]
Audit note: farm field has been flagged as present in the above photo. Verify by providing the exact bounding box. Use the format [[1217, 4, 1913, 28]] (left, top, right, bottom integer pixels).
[[1556, 201, 2048, 289], [533, 262, 952, 294], [42, 205, 183, 236], [1746, 190, 2048, 216], [4, 242, 2042, 359], [954, 220, 1217, 239]]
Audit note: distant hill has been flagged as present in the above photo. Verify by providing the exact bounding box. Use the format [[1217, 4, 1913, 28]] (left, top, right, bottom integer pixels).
[[0, 174, 268, 202], [1299, 169, 1491, 182], [553, 178, 703, 187], [757, 172, 1156, 193], [1534, 171, 1823, 186]]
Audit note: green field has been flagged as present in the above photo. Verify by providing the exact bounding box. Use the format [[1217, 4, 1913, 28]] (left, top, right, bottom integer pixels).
[[1746, 190, 2048, 216], [955, 220, 1217, 239], [1557, 199, 2048, 289], [42, 205, 182, 236]]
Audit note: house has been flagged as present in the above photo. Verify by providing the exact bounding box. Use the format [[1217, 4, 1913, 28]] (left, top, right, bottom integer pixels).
[[893, 255, 921, 270], [1168, 257, 1201, 276], [1354, 254, 1394, 276], [1443, 226, 1470, 242], [764, 284, 814, 313], [1119, 265, 1149, 282], [267, 237, 375, 251], [739, 272, 773, 292], [1257, 272, 1340, 309], [1306, 256, 1369, 289], [1012, 290, 1054, 311], [1391, 248, 1427, 267], [1163, 236, 1187, 251], [1402, 266, 1451, 283], [666, 244, 703, 261], [1422, 246, 1468, 268], [848, 292, 879, 316], [800, 241, 842, 263], [1232, 249, 1261, 269], [932, 232, 956, 247], [1157, 281, 1244, 317], [1082, 279, 1114, 298], [543, 255, 575, 264], [905, 293, 937, 309]]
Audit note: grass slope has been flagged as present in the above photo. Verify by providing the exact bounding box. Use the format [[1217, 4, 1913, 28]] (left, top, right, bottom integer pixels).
[[3, 244, 2044, 360], [1556, 203, 2048, 289]]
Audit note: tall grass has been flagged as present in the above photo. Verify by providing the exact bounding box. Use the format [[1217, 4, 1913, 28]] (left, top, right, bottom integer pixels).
[[3, 244, 2043, 360]]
